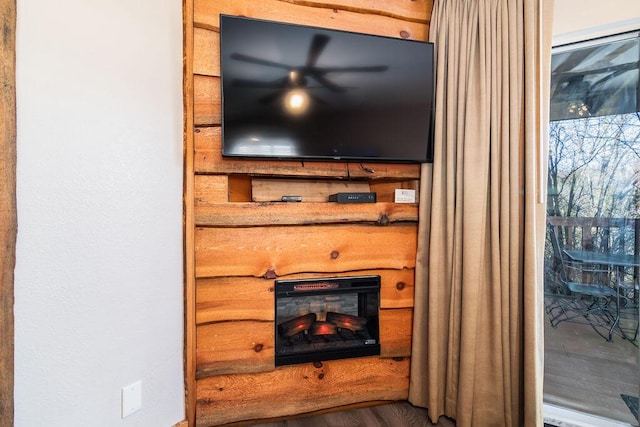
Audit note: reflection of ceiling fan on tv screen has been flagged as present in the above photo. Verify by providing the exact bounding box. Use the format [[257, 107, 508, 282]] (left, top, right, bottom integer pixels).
[[230, 33, 389, 108]]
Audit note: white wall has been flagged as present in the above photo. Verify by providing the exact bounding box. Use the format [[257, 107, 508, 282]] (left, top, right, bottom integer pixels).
[[14, 1, 184, 426], [553, 0, 640, 45]]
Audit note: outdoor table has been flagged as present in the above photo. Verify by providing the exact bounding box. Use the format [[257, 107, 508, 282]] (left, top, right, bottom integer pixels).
[[563, 249, 639, 341]]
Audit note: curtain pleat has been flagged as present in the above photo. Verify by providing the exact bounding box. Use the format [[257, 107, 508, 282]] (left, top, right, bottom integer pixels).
[[409, 1, 553, 426]]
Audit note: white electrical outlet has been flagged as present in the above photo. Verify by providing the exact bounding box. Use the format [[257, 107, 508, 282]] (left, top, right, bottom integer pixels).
[[394, 189, 416, 203], [121, 380, 142, 418]]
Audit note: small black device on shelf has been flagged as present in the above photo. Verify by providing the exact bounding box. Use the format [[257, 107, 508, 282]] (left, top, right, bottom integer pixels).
[[328, 192, 376, 203]]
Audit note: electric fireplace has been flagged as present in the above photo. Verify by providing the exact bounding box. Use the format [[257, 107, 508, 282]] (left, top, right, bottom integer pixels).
[[274, 275, 381, 366]]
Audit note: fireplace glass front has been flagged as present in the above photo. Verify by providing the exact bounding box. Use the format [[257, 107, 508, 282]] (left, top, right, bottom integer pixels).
[[274, 275, 381, 366]]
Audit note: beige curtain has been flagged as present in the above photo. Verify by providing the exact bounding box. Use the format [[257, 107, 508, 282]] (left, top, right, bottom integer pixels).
[[409, 1, 553, 426]]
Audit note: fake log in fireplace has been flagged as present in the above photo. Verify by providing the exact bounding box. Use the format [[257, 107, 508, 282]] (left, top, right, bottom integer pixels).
[[275, 275, 381, 366]]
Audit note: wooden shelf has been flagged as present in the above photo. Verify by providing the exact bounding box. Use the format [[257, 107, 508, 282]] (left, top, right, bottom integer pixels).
[[194, 202, 418, 227], [194, 127, 422, 179]]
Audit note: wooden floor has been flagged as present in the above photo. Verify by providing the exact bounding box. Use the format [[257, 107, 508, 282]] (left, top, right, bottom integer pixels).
[[544, 305, 639, 425], [250, 401, 455, 427]]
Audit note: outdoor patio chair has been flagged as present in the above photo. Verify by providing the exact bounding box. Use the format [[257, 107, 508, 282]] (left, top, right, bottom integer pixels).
[[546, 224, 620, 341], [617, 273, 640, 344]]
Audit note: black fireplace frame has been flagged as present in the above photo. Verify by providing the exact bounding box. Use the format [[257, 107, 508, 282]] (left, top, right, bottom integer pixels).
[[274, 275, 381, 366]]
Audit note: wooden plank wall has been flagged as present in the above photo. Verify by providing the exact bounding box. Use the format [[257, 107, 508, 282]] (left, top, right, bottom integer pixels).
[[184, 1, 432, 425], [0, 2, 17, 426]]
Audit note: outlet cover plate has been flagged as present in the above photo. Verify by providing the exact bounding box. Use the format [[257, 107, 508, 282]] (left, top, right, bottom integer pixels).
[[394, 189, 416, 203], [122, 380, 142, 418]]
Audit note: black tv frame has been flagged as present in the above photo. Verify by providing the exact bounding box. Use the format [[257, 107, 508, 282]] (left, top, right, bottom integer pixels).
[[219, 15, 435, 164]]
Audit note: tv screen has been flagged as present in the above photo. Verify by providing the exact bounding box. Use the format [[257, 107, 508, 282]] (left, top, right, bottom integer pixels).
[[219, 15, 435, 163]]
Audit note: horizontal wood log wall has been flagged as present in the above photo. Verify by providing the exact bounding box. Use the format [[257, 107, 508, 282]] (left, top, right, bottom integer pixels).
[[184, 1, 432, 425]]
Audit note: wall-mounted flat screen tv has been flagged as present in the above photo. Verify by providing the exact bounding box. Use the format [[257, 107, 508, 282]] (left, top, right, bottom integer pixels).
[[219, 15, 435, 163]]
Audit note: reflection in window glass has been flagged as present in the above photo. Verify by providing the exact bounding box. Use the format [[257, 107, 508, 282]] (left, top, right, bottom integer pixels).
[[550, 33, 639, 120]]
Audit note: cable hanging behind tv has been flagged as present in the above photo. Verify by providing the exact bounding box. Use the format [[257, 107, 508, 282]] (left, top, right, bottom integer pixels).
[[219, 15, 435, 163]]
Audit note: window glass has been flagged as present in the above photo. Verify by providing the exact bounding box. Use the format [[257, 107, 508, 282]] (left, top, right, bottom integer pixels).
[[545, 31, 640, 426]]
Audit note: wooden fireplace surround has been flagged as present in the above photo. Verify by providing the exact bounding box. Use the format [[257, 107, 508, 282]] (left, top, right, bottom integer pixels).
[[183, 1, 433, 425]]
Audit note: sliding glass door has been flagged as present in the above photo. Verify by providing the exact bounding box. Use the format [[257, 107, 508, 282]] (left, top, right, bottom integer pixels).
[[544, 31, 640, 425]]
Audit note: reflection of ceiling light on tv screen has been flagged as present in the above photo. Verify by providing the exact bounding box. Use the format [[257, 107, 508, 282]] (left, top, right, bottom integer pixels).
[[284, 89, 310, 115]]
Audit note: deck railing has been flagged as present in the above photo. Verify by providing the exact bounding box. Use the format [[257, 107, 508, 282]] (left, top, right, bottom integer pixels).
[[547, 216, 639, 256]]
